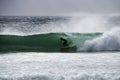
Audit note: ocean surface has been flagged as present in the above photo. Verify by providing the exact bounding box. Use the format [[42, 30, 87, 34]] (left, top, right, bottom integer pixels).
[[0, 52, 120, 80], [0, 16, 120, 80]]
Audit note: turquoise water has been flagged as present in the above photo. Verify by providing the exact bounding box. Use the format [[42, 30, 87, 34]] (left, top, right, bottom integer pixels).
[[0, 33, 101, 52]]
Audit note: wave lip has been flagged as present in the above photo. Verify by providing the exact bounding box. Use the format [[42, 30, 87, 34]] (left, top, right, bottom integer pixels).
[[79, 29, 120, 52]]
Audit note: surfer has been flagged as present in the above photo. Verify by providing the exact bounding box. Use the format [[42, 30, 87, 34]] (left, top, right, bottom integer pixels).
[[60, 37, 68, 47]]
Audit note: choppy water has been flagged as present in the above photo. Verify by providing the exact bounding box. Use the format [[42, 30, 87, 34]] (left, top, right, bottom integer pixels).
[[0, 16, 120, 80], [0, 52, 120, 80]]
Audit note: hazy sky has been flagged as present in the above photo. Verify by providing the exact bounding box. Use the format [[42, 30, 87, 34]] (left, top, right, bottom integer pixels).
[[0, 0, 120, 16]]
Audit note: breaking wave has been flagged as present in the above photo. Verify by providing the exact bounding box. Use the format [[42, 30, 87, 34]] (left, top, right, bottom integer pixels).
[[1, 28, 120, 52], [0, 16, 120, 52], [79, 28, 120, 52]]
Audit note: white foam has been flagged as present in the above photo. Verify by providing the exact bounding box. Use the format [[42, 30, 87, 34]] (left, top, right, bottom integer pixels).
[[0, 53, 120, 80], [79, 28, 120, 52]]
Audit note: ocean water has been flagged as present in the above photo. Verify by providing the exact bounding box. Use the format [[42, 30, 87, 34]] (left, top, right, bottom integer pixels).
[[0, 16, 120, 80], [0, 52, 120, 80]]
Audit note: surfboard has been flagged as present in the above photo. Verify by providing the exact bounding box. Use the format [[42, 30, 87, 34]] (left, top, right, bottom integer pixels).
[[61, 44, 77, 52], [59, 36, 77, 52]]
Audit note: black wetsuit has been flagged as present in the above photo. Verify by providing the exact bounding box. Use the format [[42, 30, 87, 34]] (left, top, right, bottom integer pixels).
[[60, 37, 68, 47]]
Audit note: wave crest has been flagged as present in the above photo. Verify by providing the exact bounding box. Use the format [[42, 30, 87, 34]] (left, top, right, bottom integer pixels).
[[79, 28, 120, 52]]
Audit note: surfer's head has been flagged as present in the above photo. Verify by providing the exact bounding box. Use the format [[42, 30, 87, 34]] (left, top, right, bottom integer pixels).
[[60, 37, 63, 40]]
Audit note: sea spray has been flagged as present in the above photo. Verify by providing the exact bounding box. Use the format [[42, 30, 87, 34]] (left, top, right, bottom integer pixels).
[[79, 28, 120, 52], [0, 16, 120, 80], [1, 16, 120, 52], [0, 15, 118, 35]]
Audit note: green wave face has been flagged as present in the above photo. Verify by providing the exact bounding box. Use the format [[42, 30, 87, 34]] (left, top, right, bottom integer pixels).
[[69, 33, 102, 47], [0, 33, 101, 52]]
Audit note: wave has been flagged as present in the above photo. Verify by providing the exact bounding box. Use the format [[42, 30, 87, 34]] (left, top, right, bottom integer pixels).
[[0, 16, 120, 52], [79, 28, 120, 52], [1, 28, 120, 52], [0, 33, 100, 53], [1, 29, 120, 52]]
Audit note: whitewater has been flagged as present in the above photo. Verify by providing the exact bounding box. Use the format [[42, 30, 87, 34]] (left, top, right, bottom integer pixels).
[[0, 53, 120, 80], [0, 15, 120, 80]]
